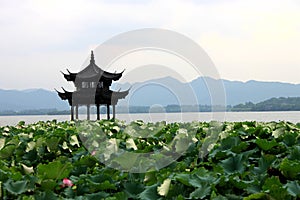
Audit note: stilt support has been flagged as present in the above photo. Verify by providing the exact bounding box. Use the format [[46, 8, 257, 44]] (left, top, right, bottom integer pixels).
[[71, 105, 74, 121], [113, 105, 116, 119], [97, 104, 100, 120], [87, 104, 90, 120], [107, 104, 110, 120], [76, 105, 79, 120]]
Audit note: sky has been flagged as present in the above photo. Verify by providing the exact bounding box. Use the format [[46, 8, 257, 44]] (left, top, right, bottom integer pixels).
[[0, 0, 300, 90]]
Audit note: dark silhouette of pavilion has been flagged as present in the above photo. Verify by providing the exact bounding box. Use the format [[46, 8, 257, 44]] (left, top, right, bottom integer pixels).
[[56, 51, 129, 120]]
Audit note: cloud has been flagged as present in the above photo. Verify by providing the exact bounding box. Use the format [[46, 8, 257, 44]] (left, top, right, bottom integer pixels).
[[195, 0, 300, 83], [0, 0, 300, 89]]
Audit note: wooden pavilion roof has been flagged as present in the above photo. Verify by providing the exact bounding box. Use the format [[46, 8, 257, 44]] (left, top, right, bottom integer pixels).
[[61, 51, 124, 82]]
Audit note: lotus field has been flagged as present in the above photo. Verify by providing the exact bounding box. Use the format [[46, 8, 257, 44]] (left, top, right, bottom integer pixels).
[[1, 120, 300, 199]]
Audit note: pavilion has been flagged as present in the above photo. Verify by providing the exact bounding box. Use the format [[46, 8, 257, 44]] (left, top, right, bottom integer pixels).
[[56, 51, 129, 120]]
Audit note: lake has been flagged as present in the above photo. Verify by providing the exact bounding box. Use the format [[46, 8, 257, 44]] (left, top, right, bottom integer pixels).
[[0, 111, 300, 126]]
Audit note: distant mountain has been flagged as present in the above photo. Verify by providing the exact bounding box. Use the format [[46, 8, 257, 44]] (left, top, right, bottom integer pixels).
[[0, 89, 69, 111], [115, 77, 300, 106], [0, 77, 300, 111], [222, 79, 300, 105]]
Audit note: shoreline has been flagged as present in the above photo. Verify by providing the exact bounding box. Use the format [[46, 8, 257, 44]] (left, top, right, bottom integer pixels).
[[1, 111, 300, 126], [1, 109, 300, 116]]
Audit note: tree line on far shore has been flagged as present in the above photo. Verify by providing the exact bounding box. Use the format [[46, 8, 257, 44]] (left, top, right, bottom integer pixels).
[[1, 97, 300, 116], [231, 97, 300, 111]]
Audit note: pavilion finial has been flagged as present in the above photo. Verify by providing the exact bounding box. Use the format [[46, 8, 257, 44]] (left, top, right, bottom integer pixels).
[[90, 50, 95, 63]]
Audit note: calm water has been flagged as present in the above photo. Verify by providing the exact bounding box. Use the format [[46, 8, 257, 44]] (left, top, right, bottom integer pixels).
[[0, 111, 300, 126]]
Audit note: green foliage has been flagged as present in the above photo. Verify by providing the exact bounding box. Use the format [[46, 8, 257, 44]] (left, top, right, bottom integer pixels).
[[256, 139, 278, 151], [262, 176, 289, 199], [0, 120, 300, 199], [3, 180, 28, 195], [279, 158, 300, 179], [37, 161, 72, 180], [285, 180, 300, 197], [220, 154, 246, 174]]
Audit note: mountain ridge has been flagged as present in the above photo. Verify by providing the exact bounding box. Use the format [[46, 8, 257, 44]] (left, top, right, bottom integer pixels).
[[1, 77, 300, 111]]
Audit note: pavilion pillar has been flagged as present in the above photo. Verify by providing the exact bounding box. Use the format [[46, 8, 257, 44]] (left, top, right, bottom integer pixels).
[[107, 104, 110, 120], [87, 104, 90, 120], [113, 104, 116, 119], [71, 105, 74, 121], [96, 104, 100, 120], [75, 105, 79, 120]]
